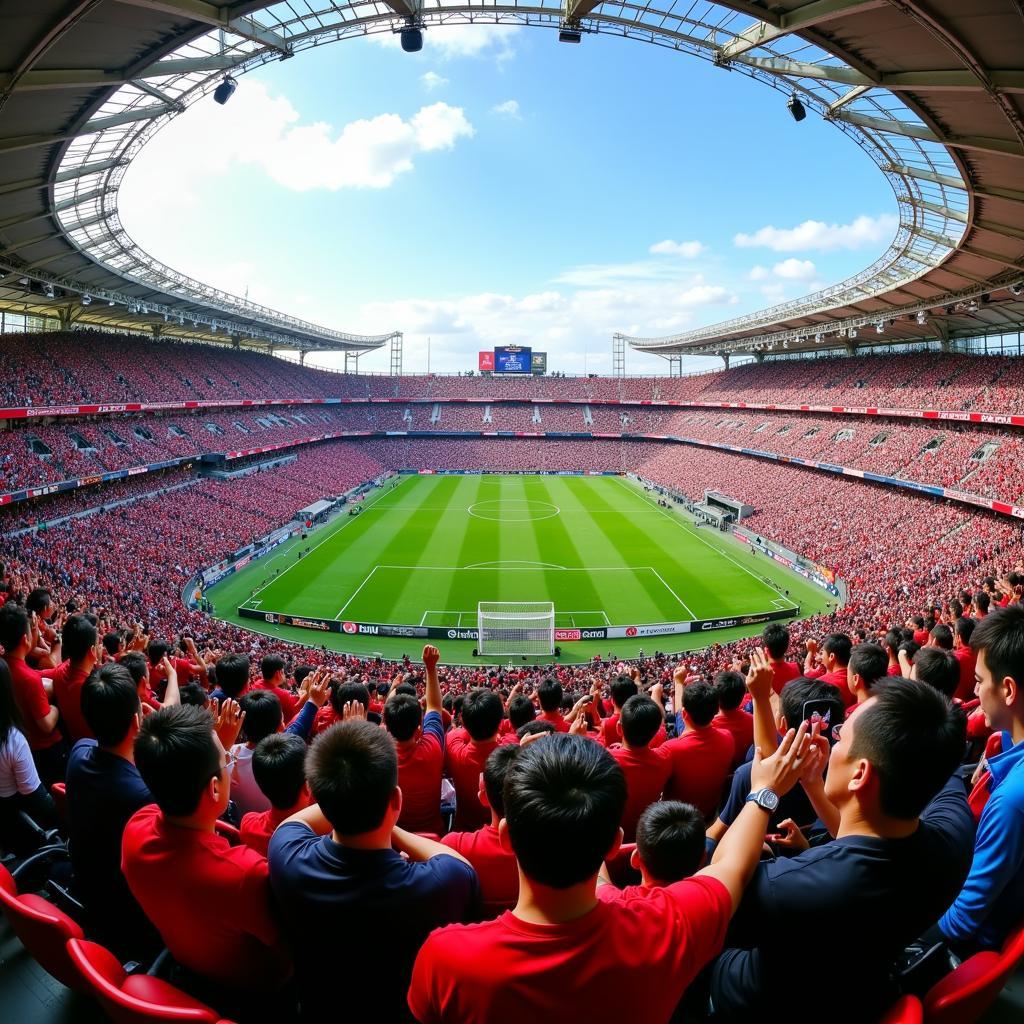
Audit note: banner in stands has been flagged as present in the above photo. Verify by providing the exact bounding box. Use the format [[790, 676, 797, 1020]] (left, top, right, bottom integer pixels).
[[478, 351, 495, 372], [531, 352, 547, 374]]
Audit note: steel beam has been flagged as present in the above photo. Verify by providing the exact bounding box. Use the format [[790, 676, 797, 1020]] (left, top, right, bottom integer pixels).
[[829, 85, 872, 112], [882, 163, 966, 190], [834, 109, 1024, 159], [55, 156, 128, 183], [140, 53, 251, 79], [83, 100, 178, 133], [902, 196, 968, 224], [54, 186, 115, 213]]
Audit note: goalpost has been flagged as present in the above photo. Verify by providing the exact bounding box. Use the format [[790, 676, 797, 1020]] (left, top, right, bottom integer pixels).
[[477, 602, 555, 657]]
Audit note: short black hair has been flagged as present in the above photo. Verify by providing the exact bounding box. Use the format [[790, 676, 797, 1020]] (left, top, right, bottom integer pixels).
[[293, 664, 314, 688], [25, 588, 52, 616], [682, 681, 719, 728], [330, 680, 369, 716], [383, 693, 423, 742], [482, 743, 520, 818], [971, 604, 1024, 692], [619, 695, 662, 746], [461, 688, 503, 740], [913, 648, 959, 698], [119, 651, 148, 687], [930, 624, 954, 651], [0, 602, 30, 654], [260, 653, 286, 681], [822, 633, 852, 666], [537, 678, 563, 713], [146, 639, 170, 666], [954, 616, 975, 646], [635, 801, 705, 883], [762, 623, 790, 659], [517, 719, 556, 740], [848, 678, 965, 819], [609, 675, 638, 710], [179, 681, 209, 707], [305, 721, 397, 834], [714, 671, 746, 712], [214, 653, 250, 698], [252, 734, 308, 810], [239, 690, 283, 744], [780, 677, 845, 731], [503, 734, 625, 889], [507, 695, 536, 730], [81, 663, 140, 747], [848, 643, 888, 693], [134, 705, 220, 817], [102, 631, 124, 657], [975, 591, 991, 614], [62, 614, 97, 662]]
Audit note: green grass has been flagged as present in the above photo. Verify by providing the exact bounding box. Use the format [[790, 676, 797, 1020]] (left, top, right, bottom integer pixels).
[[208, 474, 834, 664]]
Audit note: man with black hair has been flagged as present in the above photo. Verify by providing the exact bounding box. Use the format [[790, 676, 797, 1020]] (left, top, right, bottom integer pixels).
[[442, 743, 521, 910], [883, 627, 904, 677], [446, 686, 514, 831], [147, 636, 206, 698], [255, 653, 298, 721], [123, 700, 290, 1003], [952, 616, 977, 702], [600, 674, 638, 744], [657, 681, 734, 819], [929, 623, 954, 651], [517, 719, 557, 741], [409, 727, 813, 1023], [240, 734, 311, 857], [210, 651, 250, 703], [804, 631, 854, 706], [537, 678, 569, 732], [846, 642, 889, 705], [762, 623, 800, 694], [975, 591, 991, 618], [66, 662, 157, 957], [178, 680, 210, 708], [712, 678, 973, 1021], [911, 647, 960, 699], [608, 694, 672, 840], [50, 614, 100, 743], [386, 645, 446, 834], [0, 601, 64, 783], [507, 694, 536, 731], [938, 605, 1024, 953], [268, 717, 478, 1022], [711, 671, 753, 769]]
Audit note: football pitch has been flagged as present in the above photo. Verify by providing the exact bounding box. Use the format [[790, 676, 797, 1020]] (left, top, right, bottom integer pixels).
[[209, 474, 833, 663]]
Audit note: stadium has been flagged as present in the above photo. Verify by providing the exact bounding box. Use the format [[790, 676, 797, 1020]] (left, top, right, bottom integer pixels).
[[1, 1, 1024, 1022]]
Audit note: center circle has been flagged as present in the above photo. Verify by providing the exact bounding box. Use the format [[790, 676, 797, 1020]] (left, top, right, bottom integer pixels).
[[467, 499, 560, 522]]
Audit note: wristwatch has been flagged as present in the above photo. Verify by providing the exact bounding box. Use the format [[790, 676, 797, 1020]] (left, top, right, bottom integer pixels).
[[746, 788, 780, 813]]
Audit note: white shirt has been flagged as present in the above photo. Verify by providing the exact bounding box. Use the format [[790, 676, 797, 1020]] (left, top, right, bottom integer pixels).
[[229, 742, 271, 815], [0, 727, 41, 798]]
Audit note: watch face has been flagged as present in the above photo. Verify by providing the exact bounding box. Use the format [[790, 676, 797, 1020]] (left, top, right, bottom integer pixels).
[[761, 790, 780, 811]]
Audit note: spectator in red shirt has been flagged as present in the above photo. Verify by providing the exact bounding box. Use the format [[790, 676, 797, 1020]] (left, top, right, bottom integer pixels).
[[147, 637, 206, 699], [240, 734, 311, 857], [385, 644, 446, 834], [883, 628, 904, 676], [537, 678, 570, 732], [762, 623, 801, 694], [119, 650, 163, 710], [953, 617, 978, 702], [711, 671, 754, 768], [408, 727, 812, 1024], [846, 643, 889, 706], [607, 694, 672, 841], [506, 692, 536, 732], [446, 688, 510, 831], [910, 614, 931, 646], [209, 651, 249, 705], [124, 702, 291, 1015], [975, 591, 991, 619], [255, 653, 298, 721], [600, 673, 638, 745], [910, 647, 960, 699], [658, 681, 734, 819], [442, 743, 521, 913], [0, 601, 64, 784], [51, 614, 100, 744], [804, 632, 855, 706]]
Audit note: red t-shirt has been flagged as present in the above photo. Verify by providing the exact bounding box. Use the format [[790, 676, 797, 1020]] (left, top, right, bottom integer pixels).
[[769, 659, 801, 695], [601, 714, 667, 749], [445, 732, 514, 831], [51, 660, 93, 744], [607, 745, 672, 841], [712, 708, 754, 769], [149, 657, 196, 699], [806, 666, 855, 707], [240, 806, 291, 858], [313, 705, 340, 736], [397, 711, 445, 835], [121, 804, 290, 990], [952, 646, 977, 703], [538, 710, 570, 733], [441, 824, 518, 911], [253, 681, 298, 722], [408, 876, 730, 1024], [656, 726, 734, 819], [8, 655, 61, 750]]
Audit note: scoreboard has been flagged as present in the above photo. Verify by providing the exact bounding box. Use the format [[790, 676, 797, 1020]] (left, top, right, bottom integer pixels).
[[494, 346, 532, 374]]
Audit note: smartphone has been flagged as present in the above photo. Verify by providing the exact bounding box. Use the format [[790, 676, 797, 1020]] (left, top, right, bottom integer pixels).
[[801, 699, 837, 729]]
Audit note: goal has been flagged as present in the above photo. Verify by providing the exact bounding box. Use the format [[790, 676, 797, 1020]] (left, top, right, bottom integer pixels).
[[477, 602, 555, 657]]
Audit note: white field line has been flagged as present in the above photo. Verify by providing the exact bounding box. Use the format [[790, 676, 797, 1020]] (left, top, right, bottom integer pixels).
[[648, 568, 697, 620], [242, 475, 414, 608], [335, 566, 381, 619], [613, 476, 799, 612]]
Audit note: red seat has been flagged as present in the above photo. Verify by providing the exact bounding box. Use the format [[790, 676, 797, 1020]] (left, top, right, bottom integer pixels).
[[50, 782, 68, 825], [924, 923, 1024, 1023], [66, 938, 229, 1023], [0, 862, 86, 991], [880, 995, 923, 1023]]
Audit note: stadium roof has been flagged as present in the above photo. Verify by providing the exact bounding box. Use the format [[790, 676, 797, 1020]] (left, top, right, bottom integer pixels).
[[0, 2, 1020, 360]]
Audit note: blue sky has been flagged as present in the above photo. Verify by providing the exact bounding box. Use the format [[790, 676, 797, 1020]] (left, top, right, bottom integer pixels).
[[119, 25, 897, 375]]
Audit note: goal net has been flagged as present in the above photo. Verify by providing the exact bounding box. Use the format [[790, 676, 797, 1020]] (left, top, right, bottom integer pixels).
[[477, 602, 555, 657]]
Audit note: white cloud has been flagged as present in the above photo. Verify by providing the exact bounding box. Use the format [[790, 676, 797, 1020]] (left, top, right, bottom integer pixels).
[[420, 71, 448, 91], [733, 213, 899, 252], [373, 24, 521, 62], [748, 265, 769, 281], [649, 239, 704, 258], [771, 258, 818, 280], [492, 99, 521, 119]]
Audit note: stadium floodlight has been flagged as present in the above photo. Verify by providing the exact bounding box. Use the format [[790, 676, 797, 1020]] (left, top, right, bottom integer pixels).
[[787, 94, 807, 122], [916, 310, 927, 325], [967, 299, 979, 312], [1010, 283, 1023, 296], [81, 293, 92, 305], [478, 602, 555, 657], [400, 23, 424, 51], [875, 322, 885, 334], [213, 76, 237, 105], [44, 283, 55, 298], [850, 328, 858, 339], [559, 27, 582, 43], [814, 333, 822, 344]]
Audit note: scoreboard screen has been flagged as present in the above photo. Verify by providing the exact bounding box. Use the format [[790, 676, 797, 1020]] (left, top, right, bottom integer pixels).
[[494, 347, 532, 374]]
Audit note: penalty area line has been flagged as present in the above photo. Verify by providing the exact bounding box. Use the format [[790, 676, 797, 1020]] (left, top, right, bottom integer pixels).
[[335, 566, 381, 620]]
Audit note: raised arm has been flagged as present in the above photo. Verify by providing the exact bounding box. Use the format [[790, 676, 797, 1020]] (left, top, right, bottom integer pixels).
[[423, 645, 442, 715], [746, 648, 779, 757]]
